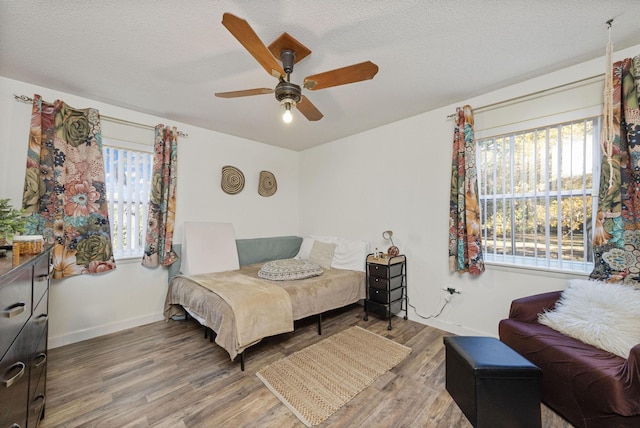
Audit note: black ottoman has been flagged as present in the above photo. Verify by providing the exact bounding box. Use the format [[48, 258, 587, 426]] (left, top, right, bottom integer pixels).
[[443, 336, 542, 428]]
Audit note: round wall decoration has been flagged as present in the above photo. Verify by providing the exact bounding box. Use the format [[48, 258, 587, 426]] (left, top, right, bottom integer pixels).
[[221, 165, 245, 194], [258, 170, 277, 197]]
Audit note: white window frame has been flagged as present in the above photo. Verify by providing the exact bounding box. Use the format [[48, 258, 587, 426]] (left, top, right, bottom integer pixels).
[[102, 138, 153, 260], [475, 105, 602, 274]]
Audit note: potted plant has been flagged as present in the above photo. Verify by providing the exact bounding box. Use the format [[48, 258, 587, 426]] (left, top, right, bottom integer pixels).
[[0, 198, 26, 248]]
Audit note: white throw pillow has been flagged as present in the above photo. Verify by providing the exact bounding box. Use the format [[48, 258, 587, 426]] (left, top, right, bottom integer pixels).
[[309, 235, 338, 244], [331, 238, 369, 272], [538, 279, 640, 359], [295, 235, 338, 260], [295, 237, 315, 260], [309, 240, 336, 270]]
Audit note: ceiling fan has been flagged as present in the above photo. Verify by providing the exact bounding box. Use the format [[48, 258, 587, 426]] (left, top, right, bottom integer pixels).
[[215, 13, 379, 123]]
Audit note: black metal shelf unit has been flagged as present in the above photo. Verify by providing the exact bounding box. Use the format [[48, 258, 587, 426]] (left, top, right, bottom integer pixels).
[[364, 253, 407, 330]]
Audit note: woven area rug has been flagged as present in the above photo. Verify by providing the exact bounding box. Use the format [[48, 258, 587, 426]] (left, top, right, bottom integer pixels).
[[256, 326, 411, 426]]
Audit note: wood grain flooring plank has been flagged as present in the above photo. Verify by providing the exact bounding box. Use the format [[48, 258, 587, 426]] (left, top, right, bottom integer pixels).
[[40, 304, 574, 427]]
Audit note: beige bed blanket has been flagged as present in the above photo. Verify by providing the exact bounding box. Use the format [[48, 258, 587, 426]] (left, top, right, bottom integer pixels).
[[164, 263, 365, 360], [167, 269, 293, 355]]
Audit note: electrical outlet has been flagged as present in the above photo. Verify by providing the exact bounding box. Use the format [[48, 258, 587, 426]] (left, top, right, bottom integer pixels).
[[442, 286, 461, 295]]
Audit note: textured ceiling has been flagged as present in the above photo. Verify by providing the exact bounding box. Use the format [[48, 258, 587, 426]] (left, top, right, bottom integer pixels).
[[2, 0, 640, 151]]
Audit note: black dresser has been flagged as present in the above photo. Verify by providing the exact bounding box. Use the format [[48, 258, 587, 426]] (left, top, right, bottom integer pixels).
[[364, 254, 407, 330], [1, 247, 51, 428]]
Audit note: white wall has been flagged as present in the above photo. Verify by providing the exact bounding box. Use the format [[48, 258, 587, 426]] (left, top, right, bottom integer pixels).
[[3, 43, 638, 347], [299, 43, 640, 337], [0, 76, 300, 347]]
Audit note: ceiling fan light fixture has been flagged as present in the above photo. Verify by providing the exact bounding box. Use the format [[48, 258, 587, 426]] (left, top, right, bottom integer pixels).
[[275, 80, 301, 103], [217, 14, 379, 123], [281, 98, 295, 123]]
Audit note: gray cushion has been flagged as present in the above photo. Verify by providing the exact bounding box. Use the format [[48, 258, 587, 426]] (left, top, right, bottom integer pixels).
[[236, 236, 302, 266], [168, 236, 304, 284]]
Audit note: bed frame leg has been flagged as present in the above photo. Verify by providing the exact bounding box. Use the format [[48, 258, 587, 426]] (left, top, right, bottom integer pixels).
[[317, 313, 322, 335], [240, 352, 245, 371]]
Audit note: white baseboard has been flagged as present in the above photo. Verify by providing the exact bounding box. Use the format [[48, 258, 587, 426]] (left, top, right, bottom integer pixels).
[[48, 312, 165, 349], [406, 312, 495, 338], [48, 308, 491, 349]]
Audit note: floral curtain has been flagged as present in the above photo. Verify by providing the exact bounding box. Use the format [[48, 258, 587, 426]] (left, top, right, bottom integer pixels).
[[448, 105, 484, 275], [22, 94, 116, 279], [591, 55, 640, 283], [141, 125, 178, 267]]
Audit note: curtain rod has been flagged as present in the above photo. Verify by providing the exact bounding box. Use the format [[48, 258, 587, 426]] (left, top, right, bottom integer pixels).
[[13, 94, 188, 137], [446, 73, 605, 119]]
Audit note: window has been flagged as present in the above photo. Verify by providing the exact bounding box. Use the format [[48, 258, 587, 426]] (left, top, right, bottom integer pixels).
[[476, 116, 601, 273], [103, 139, 153, 259]]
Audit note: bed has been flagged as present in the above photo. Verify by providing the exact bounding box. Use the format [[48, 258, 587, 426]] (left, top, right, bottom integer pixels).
[[164, 226, 368, 370]]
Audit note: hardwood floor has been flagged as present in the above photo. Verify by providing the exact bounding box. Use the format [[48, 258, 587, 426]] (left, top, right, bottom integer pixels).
[[40, 305, 573, 427]]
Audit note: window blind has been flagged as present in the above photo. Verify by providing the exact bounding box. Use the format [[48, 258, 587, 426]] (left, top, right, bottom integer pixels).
[[103, 142, 153, 259]]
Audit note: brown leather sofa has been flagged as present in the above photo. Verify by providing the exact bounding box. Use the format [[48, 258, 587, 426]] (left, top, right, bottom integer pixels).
[[499, 291, 640, 428]]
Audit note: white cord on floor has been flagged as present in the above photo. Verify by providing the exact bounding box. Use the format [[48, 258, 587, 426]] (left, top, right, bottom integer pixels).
[[408, 297, 451, 320]]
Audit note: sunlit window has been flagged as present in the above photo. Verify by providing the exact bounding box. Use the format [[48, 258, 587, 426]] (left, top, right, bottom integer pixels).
[[103, 139, 153, 259], [476, 117, 601, 273]]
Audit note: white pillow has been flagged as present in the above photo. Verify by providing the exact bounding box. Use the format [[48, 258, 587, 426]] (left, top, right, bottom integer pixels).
[[309, 240, 336, 270], [295, 235, 338, 260], [295, 237, 315, 260], [538, 279, 640, 359], [331, 238, 369, 272], [309, 235, 338, 244]]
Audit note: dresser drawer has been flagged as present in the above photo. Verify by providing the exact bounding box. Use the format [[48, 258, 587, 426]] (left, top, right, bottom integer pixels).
[[369, 286, 404, 304], [28, 290, 48, 356], [368, 262, 404, 278], [28, 327, 47, 428], [368, 275, 404, 290], [0, 267, 33, 358], [29, 330, 47, 404], [0, 326, 30, 428], [33, 254, 51, 308], [27, 370, 46, 428]]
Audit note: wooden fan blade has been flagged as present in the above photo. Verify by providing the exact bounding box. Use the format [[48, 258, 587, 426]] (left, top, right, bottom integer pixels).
[[215, 88, 274, 98], [297, 96, 323, 121], [304, 61, 379, 90], [222, 13, 285, 78]]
